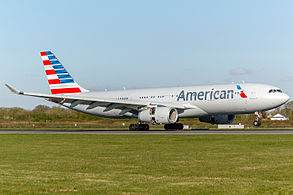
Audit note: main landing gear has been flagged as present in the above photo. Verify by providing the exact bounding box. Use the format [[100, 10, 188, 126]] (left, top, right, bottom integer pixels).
[[164, 123, 184, 130], [129, 123, 184, 131], [129, 123, 149, 131], [253, 112, 262, 126]]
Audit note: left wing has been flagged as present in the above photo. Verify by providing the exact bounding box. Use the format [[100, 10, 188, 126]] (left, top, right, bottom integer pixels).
[[5, 84, 195, 114]]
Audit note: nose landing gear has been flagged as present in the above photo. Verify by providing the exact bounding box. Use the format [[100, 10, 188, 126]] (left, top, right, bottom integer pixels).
[[253, 120, 261, 126], [253, 112, 262, 126]]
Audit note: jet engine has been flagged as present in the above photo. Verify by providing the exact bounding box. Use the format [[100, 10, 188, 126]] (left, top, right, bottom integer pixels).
[[199, 114, 235, 124], [138, 107, 178, 124]]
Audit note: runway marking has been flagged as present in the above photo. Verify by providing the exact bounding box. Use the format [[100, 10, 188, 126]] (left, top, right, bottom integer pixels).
[[1, 129, 293, 135]]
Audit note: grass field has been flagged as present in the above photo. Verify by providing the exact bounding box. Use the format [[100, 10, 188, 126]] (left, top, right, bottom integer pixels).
[[0, 134, 293, 194]]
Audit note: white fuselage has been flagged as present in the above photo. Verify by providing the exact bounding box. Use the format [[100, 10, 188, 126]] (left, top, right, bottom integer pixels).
[[62, 83, 289, 119]]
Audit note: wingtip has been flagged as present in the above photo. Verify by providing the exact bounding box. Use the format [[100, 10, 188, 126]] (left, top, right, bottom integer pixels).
[[5, 84, 23, 95]]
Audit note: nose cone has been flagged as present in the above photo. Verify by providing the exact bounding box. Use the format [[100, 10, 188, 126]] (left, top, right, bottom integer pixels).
[[273, 93, 290, 106], [264, 93, 290, 109], [280, 93, 290, 104]]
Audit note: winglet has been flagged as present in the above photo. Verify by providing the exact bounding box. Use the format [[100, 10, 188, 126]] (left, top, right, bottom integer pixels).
[[5, 84, 24, 95]]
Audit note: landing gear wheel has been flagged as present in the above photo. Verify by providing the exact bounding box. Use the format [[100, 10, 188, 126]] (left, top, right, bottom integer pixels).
[[177, 123, 184, 130], [141, 124, 149, 131], [253, 112, 262, 127], [164, 123, 184, 130], [129, 124, 136, 131], [129, 124, 149, 131], [253, 120, 261, 127]]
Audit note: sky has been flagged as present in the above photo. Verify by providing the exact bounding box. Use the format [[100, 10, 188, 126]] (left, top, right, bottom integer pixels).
[[1, 0, 293, 109]]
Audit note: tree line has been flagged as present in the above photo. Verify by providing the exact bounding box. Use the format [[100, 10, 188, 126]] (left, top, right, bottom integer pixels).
[[0, 102, 292, 128], [0, 105, 101, 122]]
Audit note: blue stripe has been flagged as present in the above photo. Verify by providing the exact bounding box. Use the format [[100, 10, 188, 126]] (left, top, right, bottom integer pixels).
[[55, 70, 68, 74], [57, 74, 71, 79], [60, 79, 74, 84], [45, 51, 53, 55], [237, 85, 241, 90], [50, 60, 61, 65], [48, 56, 57, 60], [53, 65, 64, 69]]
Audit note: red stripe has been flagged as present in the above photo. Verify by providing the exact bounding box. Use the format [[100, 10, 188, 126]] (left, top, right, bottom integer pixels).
[[240, 91, 247, 98], [48, 79, 61, 85], [46, 69, 56, 75], [40, 52, 47, 56], [51, 88, 82, 94], [43, 60, 51, 65]]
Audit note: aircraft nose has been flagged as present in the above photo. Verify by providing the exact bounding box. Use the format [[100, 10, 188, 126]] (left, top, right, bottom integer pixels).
[[263, 92, 290, 110], [280, 93, 290, 104], [267, 93, 290, 108]]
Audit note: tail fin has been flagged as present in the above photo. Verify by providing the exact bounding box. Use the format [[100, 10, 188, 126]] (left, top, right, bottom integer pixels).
[[40, 51, 89, 95]]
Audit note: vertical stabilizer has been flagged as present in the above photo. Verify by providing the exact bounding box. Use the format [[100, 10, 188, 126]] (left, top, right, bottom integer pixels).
[[40, 51, 89, 94]]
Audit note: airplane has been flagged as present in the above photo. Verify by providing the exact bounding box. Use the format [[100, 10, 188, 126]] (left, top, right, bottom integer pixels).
[[5, 51, 290, 130]]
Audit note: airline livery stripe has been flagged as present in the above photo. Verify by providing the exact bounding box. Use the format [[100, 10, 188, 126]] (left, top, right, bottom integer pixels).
[[60, 79, 74, 84], [44, 65, 55, 70], [48, 56, 57, 60], [40, 51, 53, 56], [52, 65, 64, 69], [47, 74, 59, 80], [48, 79, 61, 85], [51, 88, 82, 94], [50, 61, 61, 65], [57, 74, 71, 79], [49, 84, 79, 89], [55, 70, 67, 74], [41, 56, 49, 61], [46, 51, 53, 55], [46, 69, 56, 75], [43, 60, 52, 65]]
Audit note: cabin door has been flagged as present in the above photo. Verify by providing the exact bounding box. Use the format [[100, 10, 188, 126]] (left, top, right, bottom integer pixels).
[[249, 88, 257, 99]]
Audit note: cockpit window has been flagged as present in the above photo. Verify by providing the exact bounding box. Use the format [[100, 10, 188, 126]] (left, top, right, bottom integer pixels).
[[269, 89, 282, 93]]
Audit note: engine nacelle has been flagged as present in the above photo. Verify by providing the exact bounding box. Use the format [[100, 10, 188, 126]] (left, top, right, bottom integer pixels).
[[138, 107, 178, 124], [199, 114, 235, 124]]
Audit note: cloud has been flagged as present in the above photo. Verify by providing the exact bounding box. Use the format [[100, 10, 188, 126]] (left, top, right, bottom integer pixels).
[[229, 67, 251, 75], [280, 76, 293, 82]]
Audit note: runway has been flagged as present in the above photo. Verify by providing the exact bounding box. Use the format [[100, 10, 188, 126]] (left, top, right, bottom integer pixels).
[[1, 129, 293, 134]]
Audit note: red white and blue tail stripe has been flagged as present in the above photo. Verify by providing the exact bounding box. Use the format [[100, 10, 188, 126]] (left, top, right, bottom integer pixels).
[[40, 51, 89, 94]]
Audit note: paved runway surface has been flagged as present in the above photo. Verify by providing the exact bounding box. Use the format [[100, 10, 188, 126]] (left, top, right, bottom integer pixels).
[[1, 129, 293, 134]]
